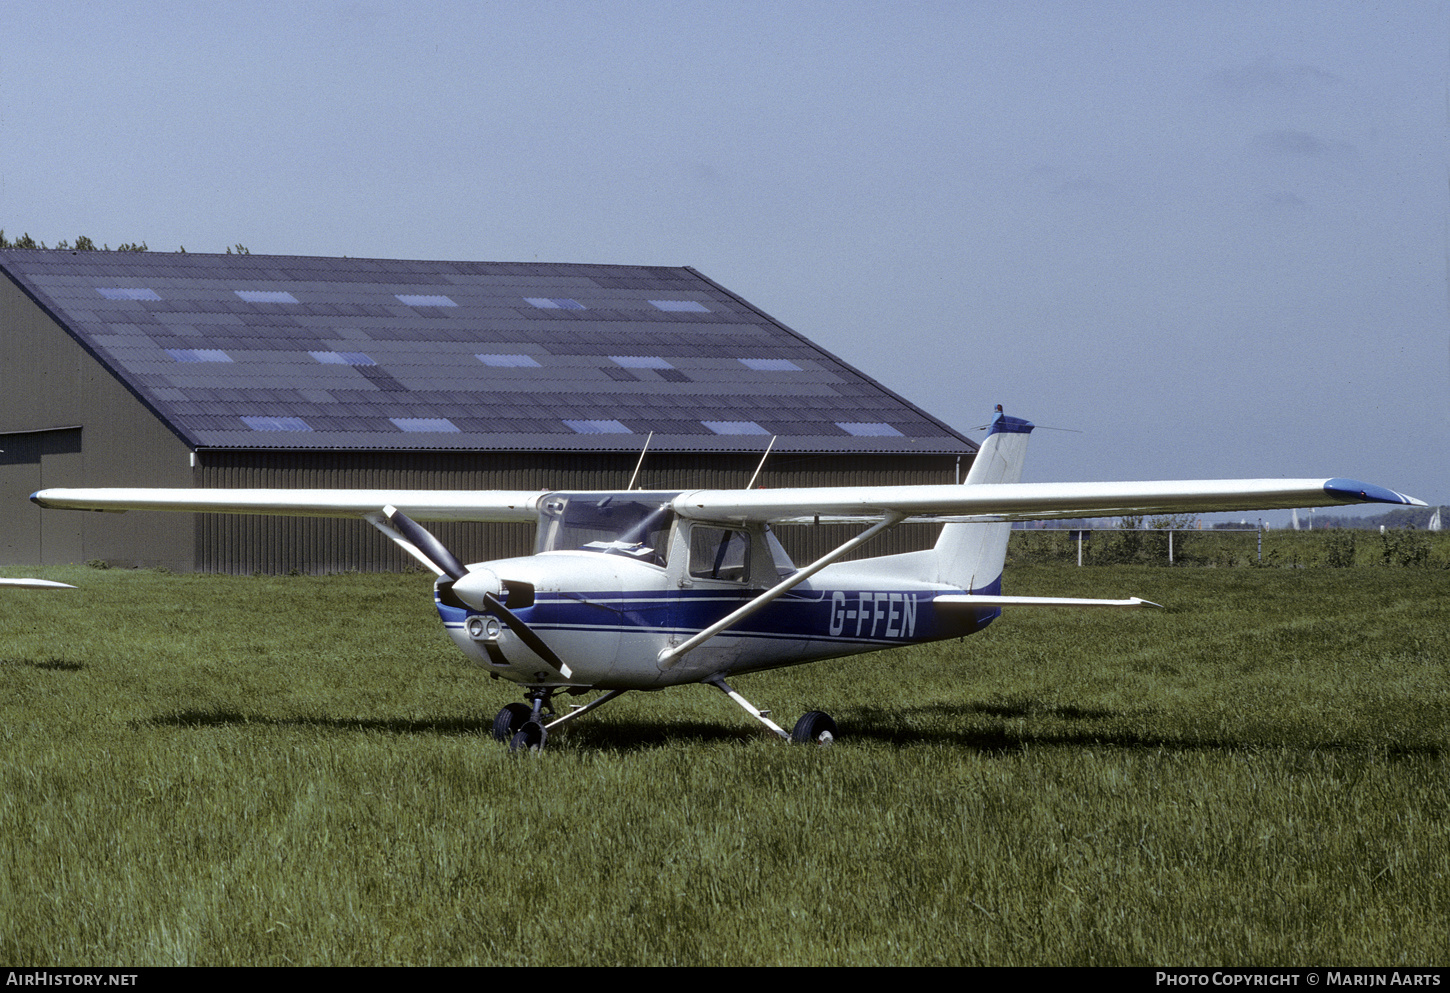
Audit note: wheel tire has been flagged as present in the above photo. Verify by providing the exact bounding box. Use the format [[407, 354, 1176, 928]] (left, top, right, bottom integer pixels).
[[492, 702, 532, 742], [508, 720, 548, 753], [790, 710, 838, 745]]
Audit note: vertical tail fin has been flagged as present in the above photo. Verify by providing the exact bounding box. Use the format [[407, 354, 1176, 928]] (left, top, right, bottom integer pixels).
[[934, 407, 1034, 592]]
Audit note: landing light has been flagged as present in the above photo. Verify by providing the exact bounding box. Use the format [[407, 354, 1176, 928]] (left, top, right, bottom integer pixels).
[[465, 615, 503, 642]]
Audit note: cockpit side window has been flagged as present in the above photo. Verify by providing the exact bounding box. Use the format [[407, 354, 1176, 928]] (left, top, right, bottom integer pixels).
[[689, 526, 751, 582]]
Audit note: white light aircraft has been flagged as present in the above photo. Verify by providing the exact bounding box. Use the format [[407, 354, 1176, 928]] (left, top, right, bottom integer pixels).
[[31, 409, 1422, 750]]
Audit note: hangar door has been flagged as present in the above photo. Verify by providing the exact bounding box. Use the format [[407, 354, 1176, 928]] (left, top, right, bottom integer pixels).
[[1, 427, 82, 566]]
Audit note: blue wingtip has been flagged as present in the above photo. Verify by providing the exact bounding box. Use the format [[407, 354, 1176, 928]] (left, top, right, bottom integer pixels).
[[987, 406, 1035, 436], [1323, 478, 1423, 506]]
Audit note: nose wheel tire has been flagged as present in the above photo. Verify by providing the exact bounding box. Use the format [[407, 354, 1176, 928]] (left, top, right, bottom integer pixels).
[[790, 710, 838, 745], [492, 702, 532, 742], [509, 720, 548, 753]]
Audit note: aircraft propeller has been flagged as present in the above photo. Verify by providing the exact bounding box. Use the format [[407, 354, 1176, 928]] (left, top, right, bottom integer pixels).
[[384, 505, 469, 581], [383, 506, 572, 681]]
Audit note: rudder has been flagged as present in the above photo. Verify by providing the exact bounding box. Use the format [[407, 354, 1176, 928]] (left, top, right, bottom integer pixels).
[[934, 407, 1034, 592]]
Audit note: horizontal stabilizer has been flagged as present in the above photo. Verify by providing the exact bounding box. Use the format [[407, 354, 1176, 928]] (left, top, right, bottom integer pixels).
[[935, 594, 1160, 609], [0, 577, 76, 589]]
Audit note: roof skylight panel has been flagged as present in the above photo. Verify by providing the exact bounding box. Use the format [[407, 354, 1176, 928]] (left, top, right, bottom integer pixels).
[[241, 416, 312, 432], [836, 422, 904, 437], [395, 294, 458, 307], [739, 358, 802, 372], [525, 297, 586, 310], [563, 419, 632, 434], [166, 349, 233, 363], [235, 290, 299, 304], [310, 351, 376, 366], [702, 420, 770, 435], [609, 356, 673, 369], [476, 354, 542, 367], [649, 299, 709, 313], [390, 417, 461, 433], [96, 287, 161, 301]]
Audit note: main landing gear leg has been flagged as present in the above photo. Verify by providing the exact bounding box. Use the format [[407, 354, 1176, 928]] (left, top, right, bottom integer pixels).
[[544, 688, 629, 732], [702, 676, 781, 740], [705, 676, 838, 745]]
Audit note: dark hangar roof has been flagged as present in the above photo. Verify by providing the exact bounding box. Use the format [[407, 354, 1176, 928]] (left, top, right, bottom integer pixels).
[[0, 250, 974, 455]]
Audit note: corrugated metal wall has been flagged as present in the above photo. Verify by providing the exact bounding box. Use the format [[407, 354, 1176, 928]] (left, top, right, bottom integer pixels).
[[195, 449, 968, 573]]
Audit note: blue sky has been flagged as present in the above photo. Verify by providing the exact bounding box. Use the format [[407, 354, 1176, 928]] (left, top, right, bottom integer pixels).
[[3, 1, 1445, 515]]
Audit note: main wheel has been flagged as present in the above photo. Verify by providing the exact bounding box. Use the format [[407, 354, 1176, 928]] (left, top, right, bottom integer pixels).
[[790, 710, 838, 745], [492, 702, 532, 742], [509, 720, 548, 753]]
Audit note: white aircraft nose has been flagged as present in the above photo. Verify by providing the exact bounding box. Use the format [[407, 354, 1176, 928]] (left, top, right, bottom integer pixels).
[[448, 567, 503, 610]]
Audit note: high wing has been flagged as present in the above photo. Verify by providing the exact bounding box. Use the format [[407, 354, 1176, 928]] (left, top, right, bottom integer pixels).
[[29, 488, 544, 522], [32, 477, 1420, 525], [669, 477, 1423, 524]]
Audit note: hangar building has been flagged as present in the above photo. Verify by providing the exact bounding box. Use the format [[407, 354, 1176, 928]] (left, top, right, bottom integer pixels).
[[0, 249, 975, 573]]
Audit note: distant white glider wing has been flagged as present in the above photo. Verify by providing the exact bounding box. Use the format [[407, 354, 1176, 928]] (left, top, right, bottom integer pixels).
[[30, 488, 544, 523], [671, 477, 1423, 524], [0, 577, 76, 589]]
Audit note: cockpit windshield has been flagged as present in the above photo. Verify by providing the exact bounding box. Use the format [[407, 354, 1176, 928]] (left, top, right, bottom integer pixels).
[[535, 492, 679, 566]]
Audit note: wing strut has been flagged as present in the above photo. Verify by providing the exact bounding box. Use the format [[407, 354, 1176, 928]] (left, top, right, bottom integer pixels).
[[658, 511, 906, 669]]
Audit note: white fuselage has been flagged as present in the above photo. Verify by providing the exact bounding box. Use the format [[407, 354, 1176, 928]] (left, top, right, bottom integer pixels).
[[437, 529, 995, 691]]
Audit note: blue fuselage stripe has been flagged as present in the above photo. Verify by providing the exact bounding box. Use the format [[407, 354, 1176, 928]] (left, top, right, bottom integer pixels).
[[437, 585, 998, 646]]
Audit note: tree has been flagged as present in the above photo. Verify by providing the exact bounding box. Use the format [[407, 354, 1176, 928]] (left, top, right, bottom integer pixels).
[[1, 229, 242, 253]]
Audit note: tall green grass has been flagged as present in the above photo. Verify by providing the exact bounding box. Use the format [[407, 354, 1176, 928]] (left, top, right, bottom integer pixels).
[[1, 565, 1445, 965]]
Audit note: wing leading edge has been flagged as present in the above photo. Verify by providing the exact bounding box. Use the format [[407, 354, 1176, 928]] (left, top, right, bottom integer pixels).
[[670, 477, 1423, 525], [29, 488, 544, 522]]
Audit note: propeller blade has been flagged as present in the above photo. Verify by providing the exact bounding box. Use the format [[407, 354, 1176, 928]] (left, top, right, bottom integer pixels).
[[482, 591, 573, 679], [384, 505, 469, 581]]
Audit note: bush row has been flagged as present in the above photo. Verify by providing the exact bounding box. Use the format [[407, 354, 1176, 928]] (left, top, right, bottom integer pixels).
[[1006, 526, 1449, 568]]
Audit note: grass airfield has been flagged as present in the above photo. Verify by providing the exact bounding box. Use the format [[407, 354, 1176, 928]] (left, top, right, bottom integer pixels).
[[1, 562, 1445, 966]]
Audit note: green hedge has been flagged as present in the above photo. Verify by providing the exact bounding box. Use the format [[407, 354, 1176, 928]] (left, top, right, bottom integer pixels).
[[1007, 527, 1450, 568]]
